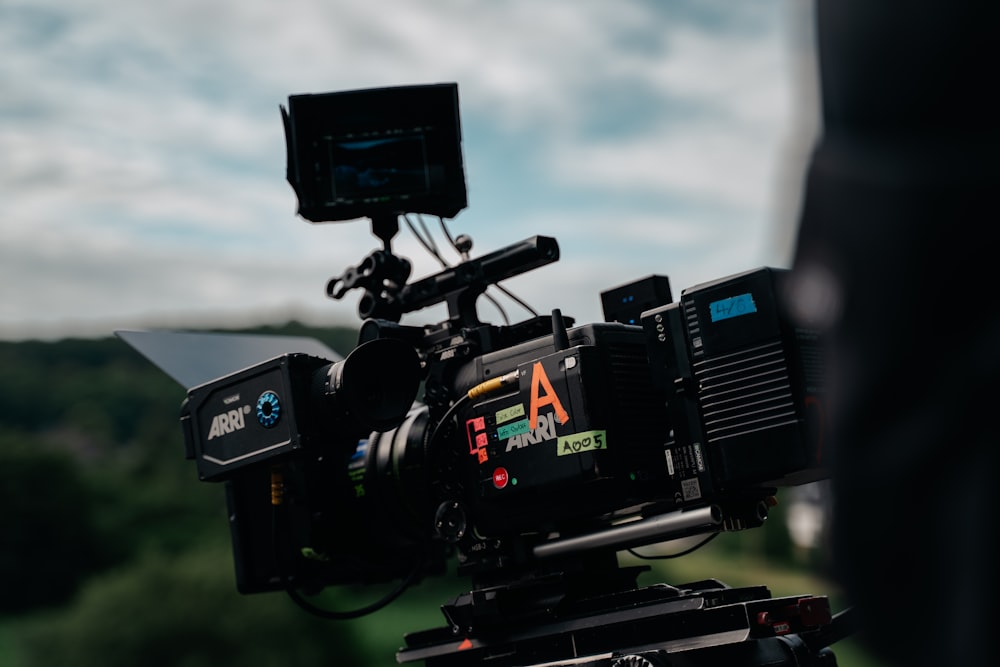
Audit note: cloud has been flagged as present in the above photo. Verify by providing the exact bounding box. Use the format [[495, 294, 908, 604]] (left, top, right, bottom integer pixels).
[[0, 0, 816, 340]]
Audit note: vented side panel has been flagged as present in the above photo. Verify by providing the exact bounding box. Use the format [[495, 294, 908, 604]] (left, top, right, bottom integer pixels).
[[692, 341, 797, 443], [684, 301, 704, 359], [604, 343, 669, 450], [606, 344, 657, 419]]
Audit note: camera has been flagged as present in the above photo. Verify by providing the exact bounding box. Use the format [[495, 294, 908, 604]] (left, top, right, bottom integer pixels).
[[146, 84, 850, 665]]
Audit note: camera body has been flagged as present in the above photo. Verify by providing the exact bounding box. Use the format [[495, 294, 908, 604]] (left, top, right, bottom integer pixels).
[[178, 84, 827, 598], [450, 322, 671, 539], [643, 267, 826, 499]]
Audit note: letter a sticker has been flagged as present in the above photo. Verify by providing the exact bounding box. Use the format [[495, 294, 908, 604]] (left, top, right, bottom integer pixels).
[[528, 362, 570, 429]]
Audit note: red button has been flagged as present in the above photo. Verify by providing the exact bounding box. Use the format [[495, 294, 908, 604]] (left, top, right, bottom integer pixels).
[[493, 467, 509, 489]]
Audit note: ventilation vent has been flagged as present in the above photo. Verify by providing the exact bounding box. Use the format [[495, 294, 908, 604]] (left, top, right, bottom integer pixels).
[[692, 341, 797, 443], [683, 300, 703, 359], [605, 343, 659, 424]]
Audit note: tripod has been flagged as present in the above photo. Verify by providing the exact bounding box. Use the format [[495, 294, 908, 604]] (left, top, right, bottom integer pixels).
[[397, 557, 854, 667]]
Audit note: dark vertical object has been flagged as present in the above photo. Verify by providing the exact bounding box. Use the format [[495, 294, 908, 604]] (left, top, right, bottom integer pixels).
[[790, 2, 1000, 666]]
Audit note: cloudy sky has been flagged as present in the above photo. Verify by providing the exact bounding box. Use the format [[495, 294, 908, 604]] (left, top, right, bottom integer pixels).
[[1, 0, 819, 342]]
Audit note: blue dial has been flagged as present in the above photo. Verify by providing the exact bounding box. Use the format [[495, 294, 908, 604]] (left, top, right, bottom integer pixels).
[[256, 391, 282, 428]]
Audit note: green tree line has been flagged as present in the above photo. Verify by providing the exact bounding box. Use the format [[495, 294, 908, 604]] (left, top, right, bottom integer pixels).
[[0, 322, 841, 667], [0, 324, 384, 666]]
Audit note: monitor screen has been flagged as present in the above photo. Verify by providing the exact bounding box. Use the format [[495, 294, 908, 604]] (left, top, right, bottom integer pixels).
[[283, 83, 468, 223]]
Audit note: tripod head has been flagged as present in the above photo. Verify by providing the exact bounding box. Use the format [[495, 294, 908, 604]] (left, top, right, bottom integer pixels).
[[399, 556, 853, 666]]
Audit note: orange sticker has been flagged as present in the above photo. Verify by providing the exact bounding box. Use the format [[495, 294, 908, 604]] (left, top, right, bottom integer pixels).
[[528, 361, 569, 429]]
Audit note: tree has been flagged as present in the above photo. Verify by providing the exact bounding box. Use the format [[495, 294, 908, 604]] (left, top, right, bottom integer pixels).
[[0, 435, 100, 612], [15, 547, 366, 667]]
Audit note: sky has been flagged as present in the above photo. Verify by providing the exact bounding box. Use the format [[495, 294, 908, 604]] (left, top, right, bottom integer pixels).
[[0, 0, 819, 343]]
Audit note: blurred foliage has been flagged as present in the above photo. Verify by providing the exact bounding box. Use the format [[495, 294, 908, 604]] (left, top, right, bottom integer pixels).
[[16, 546, 364, 667], [0, 336, 179, 444], [224, 321, 360, 358], [0, 322, 862, 666], [0, 433, 101, 612], [0, 323, 375, 665]]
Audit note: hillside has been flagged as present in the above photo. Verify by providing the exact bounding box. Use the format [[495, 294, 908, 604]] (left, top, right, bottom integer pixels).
[[0, 323, 872, 667]]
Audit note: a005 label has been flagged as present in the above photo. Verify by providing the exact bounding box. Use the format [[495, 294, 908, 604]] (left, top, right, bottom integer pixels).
[[557, 430, 607, 456]]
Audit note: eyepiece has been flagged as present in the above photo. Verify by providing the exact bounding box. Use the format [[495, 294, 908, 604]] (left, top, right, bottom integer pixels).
[[314, 338, 421, 432]]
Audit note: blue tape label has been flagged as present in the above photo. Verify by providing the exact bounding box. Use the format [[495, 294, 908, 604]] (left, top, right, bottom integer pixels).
[[710, 292, 757, 322]]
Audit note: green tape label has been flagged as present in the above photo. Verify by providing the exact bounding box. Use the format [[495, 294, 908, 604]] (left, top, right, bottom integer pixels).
[[497, 419, 530, 440], [496, 404, 525, 425], [557, 430, 607, 456]]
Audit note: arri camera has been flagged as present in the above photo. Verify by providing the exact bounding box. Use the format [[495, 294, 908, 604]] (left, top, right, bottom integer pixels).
[[136, 83, 853, 666]]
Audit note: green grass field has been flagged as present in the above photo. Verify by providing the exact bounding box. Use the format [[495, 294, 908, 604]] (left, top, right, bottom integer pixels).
[[630, 543, 884, 667], [0, 548, 884, 667], [313, 541, 884, 666]]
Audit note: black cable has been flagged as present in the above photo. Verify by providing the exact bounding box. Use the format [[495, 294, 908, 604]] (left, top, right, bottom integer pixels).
[[271, 498, 422, 620], [437, 217, 538, 318], [627, 531, 719, 560], [438, 215, 460, 251], [426, 393, 472, 459], [484, 292, 511, 325], [405, 214, 447, 267], [282, 561, 423, 620], [415, 214, 440, 256], [405, 214, 510, 324], [424, 370, 517, 460], [800, 607, 859, 654], [495, 283, 539, 317]]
